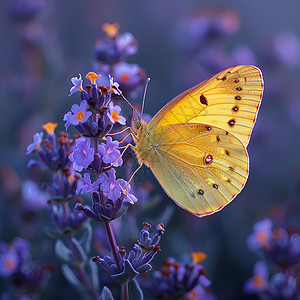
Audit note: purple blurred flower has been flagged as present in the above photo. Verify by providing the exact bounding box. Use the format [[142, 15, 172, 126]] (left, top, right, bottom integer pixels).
[[107, 102, 126, 125], [116, 32, 138, 57], [63, 100, 92, 130], [49, 205, 87, 235], [244, 261, 269, 293], [247, 218, 273, 250], [98, 136, 123, 167], [22, 180, 49, 210], [26, 132, 43, 154], [69, 74, 83, 96], [0, 243, 18, 277], [69, 137, 94, 172], [143, 254, 211, 299], [266, 227, 300, 267], [114, 62, 143, 88], [99, 169, 137, 204], [76, 173, 102, 194], [0, 238, 30, 277], [267, 272, 300, 300]]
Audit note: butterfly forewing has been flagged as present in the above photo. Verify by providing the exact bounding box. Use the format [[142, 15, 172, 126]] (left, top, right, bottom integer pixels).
[[148, 65, 263, 147], [146, 123, 248, 217]]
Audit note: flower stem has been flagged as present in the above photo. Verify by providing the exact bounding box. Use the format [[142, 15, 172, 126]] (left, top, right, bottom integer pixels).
[[122, 283, 129, 300], [104, 221, 120, 266]]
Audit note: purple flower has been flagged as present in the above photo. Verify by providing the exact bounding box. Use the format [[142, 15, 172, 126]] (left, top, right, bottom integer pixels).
[[0, 238, 30, 277], [26, 132, 43, 154], [76, 173, 102, 194], [247, 218, 273, 250], [0, 243, 18, 277], [114, 62, 142, 87], [107, 102, 126, 125], [266, 227, 300, 267], [142, 254, 210, 299], [98, 136, 123, 167], [22, 180, 49, 210], [267, 272, 300, 299], [244, 261, 269, 293], [69, 74, 83, 96], [116, 32, 138, 57], [95, 222, 164, 285], [49, 206, 87, 234], [63, 100, 92, 130], [69, 137, 94, 172], [99, 169, 137, 204]]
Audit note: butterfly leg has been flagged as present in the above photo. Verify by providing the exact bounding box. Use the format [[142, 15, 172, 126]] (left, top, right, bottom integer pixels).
[[106, 126, 132, 137], [125, 162, 144, 192], [103, 143, 132, 171]]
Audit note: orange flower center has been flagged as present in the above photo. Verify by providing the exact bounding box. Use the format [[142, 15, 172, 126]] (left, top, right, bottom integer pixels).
[[111, 111, 120, 122], [257, 232, 268, 246], [76, 111, 85, 121], [42, 122, 58, 135], [121, 73, 130, 83], [5, 259, 15, 270], [253, 276, 265, 287], [191, 252, 207, 265]]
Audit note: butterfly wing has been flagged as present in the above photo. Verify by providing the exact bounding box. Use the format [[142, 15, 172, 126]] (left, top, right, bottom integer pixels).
[[143, 122, 248, 217], [148, 65, 263, 147]]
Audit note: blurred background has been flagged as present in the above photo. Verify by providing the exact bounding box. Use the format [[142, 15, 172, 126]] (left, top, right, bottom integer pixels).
[[1, 0, 300, 299]]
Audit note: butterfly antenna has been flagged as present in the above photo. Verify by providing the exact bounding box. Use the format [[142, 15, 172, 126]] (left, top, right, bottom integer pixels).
[[141, 78, 151, 119], [114, 86, 141, 120]]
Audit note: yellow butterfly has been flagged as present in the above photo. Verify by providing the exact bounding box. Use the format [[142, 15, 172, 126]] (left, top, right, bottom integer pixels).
[[131, 65, 263, 217]]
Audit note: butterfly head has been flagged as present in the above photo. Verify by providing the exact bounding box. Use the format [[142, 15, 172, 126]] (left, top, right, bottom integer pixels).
[[132, 118, 148, 132]]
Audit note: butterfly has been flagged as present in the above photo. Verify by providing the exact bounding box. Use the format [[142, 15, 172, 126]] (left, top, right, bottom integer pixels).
[[131, 65, 263, 217]]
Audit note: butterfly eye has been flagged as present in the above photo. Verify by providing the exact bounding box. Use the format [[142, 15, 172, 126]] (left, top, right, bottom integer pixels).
[[134, 120, 142, 129], [213, 184, 218, 189]]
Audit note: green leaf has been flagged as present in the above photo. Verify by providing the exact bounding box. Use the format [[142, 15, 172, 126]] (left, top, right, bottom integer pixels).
[[61, 264, 86, 293], [100, 286, 114, 300], [71, 237, 87, 267], [87, 259, 99, 291], [79, 222, 93, 254], [55, 239, 71, 263], [128, 279, 143, 300]]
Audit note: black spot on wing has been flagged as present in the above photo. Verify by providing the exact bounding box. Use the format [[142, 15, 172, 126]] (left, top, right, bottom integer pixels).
[[200, 94, 208, 105]]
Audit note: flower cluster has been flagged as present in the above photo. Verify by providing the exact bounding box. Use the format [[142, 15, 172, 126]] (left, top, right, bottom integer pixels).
[[27, 123, 81, 204], [63, 72, 137, 224], [93, 222, 164, 285], [143, 252, 216, 300], [244, 218, 300, 299], [0, 238, 53, 295], [93, 23, 147, 96]]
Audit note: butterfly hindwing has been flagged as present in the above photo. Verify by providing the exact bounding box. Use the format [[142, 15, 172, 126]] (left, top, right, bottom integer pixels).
[[148, 65, 263, 147], [145, 123, 249, 217]]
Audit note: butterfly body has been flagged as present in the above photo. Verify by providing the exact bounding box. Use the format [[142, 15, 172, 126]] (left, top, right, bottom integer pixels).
[[132, 65, 263, 217]]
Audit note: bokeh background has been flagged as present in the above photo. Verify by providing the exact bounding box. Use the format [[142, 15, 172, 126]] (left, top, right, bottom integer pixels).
[[1, 0, 300, 299]]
